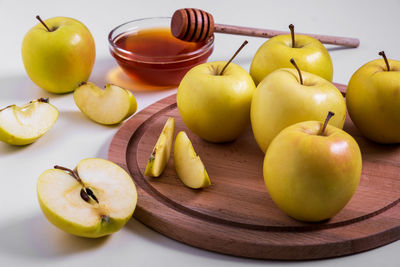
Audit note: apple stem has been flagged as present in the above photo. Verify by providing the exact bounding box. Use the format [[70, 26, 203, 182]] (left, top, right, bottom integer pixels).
[[290, 58, 303, 85], [36, 15, 52, 32], [378, 51, 390, 71], [289, 24, 295, 48], [54, 165, 82, 183], [54, 165, 99, 203], [219, 40, 248, 75], [29, 98, 49, 104], [319, 111, 335, 136], [37, 98, 49, 103]]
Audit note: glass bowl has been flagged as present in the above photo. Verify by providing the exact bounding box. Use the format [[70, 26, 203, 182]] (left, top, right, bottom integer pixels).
[[108, 17, 214, 87]]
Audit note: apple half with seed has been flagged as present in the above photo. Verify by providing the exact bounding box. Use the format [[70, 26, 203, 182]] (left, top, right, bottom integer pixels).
[[144, 117, 175, 177], [73, 82, 137, 125], [174, 131, 211, 189], [37, 158, 137, 238], [0, 98, 58, 145]]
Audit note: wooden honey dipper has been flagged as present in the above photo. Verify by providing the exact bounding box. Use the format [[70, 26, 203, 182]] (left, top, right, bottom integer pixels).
[[171, 8, 360, 48]]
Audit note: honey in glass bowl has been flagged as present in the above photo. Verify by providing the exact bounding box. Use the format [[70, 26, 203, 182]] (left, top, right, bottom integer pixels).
[[109, 17, 214, 87]]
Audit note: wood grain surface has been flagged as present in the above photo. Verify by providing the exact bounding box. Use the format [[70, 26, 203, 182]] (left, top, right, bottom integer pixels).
[[108, 92, 400, 260]]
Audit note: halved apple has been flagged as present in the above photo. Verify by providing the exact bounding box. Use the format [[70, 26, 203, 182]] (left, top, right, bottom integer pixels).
[[173, 131, 211, 189], [0, 98, 58, 145], [73, 82, 137, 125], [144, 117, 175, 177], [37, 158, 137, 238]]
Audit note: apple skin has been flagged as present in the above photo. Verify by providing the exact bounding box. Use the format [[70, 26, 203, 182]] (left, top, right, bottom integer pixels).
[[0, 99, 58, 145], [264, 121, 362, 222], [38, 187, 129, 238], [177, 61, 256, 142], [250, 34, 333, 85], [22, 17, 95, 94], [73, 82, 137, 125], [251, 68, 346, 153], [174, 131, 211, 189], [145, 117, 175, 177], [346, 58, 400, 143]]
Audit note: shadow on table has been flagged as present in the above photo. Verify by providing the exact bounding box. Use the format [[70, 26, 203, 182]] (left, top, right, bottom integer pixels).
[[0, 59, 114, 103], [0, 57, 170, 104], [124, 218, 287, 265], [0, 213, 109, 259]]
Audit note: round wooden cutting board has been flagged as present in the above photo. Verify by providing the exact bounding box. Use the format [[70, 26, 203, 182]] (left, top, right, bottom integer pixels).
[[108, 93, 400, 260]]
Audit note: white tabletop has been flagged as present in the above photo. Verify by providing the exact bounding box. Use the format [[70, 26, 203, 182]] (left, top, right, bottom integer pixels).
[[1, 0, 399, 266]]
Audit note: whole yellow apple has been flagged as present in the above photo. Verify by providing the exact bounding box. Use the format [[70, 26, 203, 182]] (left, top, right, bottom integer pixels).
[[177, 61, 256, 142], [251, 62, 346, 153], [264, 113, 362, 222], [346, 51, 400, 143], [250, 25, 333, 85], [22, 16, 95, 94]]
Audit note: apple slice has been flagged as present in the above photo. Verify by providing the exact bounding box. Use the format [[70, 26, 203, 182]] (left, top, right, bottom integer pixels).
[[173, 131, 211, 189], [73, 82, 137, 125], [0, 98, 58, 145], [37, 158, 137, 238], [144, 117, 175, 177]]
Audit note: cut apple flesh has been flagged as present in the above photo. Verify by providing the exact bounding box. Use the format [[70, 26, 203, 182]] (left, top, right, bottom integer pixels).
[[0, 99, 58, 145], [145, 117, 175, 177], [73, 82, 137, 125], [173, 131, 211, 189], [37, 158, 137, 238]]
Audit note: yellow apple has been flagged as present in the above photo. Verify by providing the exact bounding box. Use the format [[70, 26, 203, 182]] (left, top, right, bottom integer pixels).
[[73, 82, 137, 125], [264, 113, 362, 222], [250, 25, 333, 85], [22, 16, 95, 93], [174, 131, 210, 189], [177, 61, 255, 142], [251, 64, 346, 153], [346, 51, 400, 143], [0, 98, 58, 145], [37, 158, 137, 238], [144, 117, 175, 177]]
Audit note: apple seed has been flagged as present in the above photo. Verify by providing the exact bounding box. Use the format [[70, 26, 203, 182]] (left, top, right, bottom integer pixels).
[[54, 165, 100, 204], [85, 188, 99, 203], [80, 188, 90, 203]]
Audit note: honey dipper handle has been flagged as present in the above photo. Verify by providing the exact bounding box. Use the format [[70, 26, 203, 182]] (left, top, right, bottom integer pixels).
[[214, 24, 360, 48]]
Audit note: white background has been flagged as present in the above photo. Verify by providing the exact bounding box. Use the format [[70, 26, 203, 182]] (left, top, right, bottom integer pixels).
[[1, 0, 400, 266]]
